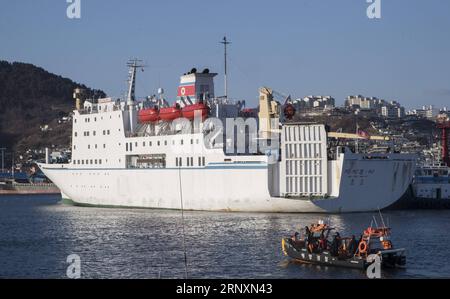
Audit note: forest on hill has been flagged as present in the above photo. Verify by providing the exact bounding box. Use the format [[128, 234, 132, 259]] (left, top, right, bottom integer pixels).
[[0, 60, 105, 157]]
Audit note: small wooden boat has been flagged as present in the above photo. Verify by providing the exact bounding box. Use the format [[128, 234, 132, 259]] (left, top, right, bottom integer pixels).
[[282, 220, 406, 270]]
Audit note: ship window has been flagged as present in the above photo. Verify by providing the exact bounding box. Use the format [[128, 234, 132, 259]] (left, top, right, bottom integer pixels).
[[143, 142, 146, 147], [157, 141, 160, 146], [95, 159, 98, 164], [181, 139, 184, 145], [149, 141, 152, 146], [202, 157, 205, 166], [190, 157, 193, 166], [130, 143, 133, 151], [74, 119, 77, 124], [103, 144, 106, 148], [95, 144, 98, 149], [179, 158, 182, 167], [73, 160, 77, 165], [94, 117, 97, 122], [87, 132, 90, 136], [198, 157, 201, 166], [176, 158, 179, 167], [93, 131, 96, 136], [135, 142, 138, 147], [191, 139, 193, 144], [107, 130, 110, 135], [187, 157, 190, 166], [126, 143, 129, 151], [75, 132, 78, 137], [74, 145, 76, 150], [99, 159, 102, 165], [81, 160, 84, 165], [88, 145, 91, 149], [103, 130, 106, 135], [90, 159, 93, 164], [164, 140, 167, 146]]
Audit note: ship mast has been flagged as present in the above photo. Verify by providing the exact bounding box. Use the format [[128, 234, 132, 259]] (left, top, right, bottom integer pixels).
[[126, 59, 145, 134], [220, 36, 231, 99], [126, 59, 145, 105]]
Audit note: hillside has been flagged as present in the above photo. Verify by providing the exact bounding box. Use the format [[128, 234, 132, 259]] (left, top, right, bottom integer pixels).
[[0, 60, 105, 156]]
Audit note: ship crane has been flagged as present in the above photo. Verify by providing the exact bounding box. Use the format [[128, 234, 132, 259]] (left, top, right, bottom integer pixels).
[[327, 132, 390, 141]]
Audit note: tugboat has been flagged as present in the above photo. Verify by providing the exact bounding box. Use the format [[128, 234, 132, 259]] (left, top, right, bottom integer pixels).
[[281, 219, 406, 270]]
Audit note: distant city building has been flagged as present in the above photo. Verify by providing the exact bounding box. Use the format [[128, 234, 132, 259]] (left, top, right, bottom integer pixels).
[[345, 95, 405, 118], [382, 106, 405, 118], [293, 95, 335, 111], [345, 95, 377, 109], [407, 105, 441, 119]]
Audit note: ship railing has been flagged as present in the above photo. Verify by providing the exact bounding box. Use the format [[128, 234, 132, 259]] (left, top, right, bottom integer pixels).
[[77, 105, 122, 115]]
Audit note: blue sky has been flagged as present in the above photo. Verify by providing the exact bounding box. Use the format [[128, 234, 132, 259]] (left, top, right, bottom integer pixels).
[[1, 0, 449, 109]]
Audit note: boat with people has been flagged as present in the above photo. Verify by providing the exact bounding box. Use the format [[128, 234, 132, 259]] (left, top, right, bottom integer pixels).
[[281, 218, 406, 270]]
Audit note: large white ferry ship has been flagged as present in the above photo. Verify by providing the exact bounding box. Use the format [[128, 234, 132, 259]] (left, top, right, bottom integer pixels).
[[39, 60, 416, 213]]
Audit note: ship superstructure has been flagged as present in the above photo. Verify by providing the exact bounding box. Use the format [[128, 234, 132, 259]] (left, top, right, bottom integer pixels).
[[39, 60, 416, 213]]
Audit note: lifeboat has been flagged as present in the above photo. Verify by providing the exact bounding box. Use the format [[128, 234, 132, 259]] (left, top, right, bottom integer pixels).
[[138, 107, 159, 123], [159, 105, 182, 121], [181, 102, 209, 120]]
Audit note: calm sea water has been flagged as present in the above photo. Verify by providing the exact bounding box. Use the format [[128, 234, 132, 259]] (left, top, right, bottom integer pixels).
[[0, 194, 449, 279]]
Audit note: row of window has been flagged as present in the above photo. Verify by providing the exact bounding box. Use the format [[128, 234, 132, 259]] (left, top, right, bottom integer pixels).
[[176, 157, 206, 167], [75, 130, 111, 137], [73, 159, 105, 165], [85, 144, 107, 150], [75, 114, 120, 124], [125, 138, 200, 152]]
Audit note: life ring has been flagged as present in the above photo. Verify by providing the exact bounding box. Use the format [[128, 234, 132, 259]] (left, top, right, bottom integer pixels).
[[358, 241, 368, 253]]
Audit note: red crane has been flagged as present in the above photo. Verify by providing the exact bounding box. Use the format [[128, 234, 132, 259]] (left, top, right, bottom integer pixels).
[[437, 120, 450, 167]]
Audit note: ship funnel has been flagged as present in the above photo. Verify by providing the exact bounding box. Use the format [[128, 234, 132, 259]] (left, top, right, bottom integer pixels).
[[178, 70, 217, 104]]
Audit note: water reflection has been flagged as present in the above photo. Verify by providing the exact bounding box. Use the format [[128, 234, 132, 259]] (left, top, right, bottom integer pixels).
[[0, 195, 449, 278]]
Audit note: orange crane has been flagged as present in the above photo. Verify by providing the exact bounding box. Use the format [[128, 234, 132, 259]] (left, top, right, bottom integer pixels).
[[437, 119, 450, 167]]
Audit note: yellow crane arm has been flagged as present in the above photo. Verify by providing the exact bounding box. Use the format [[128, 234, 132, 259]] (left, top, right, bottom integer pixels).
[[327, 132, 390, 141]]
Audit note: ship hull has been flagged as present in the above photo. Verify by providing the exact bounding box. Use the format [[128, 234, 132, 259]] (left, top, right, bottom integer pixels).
[[39, 156, 415, 213]]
